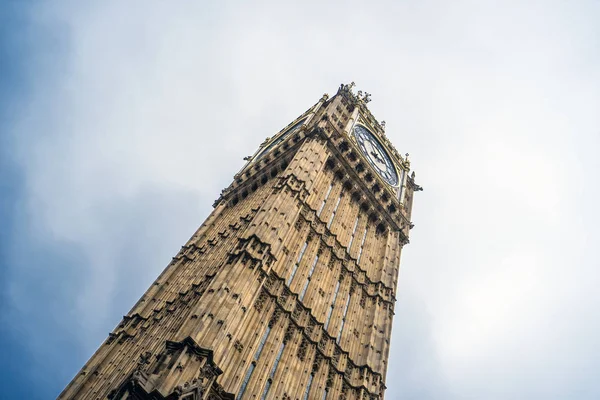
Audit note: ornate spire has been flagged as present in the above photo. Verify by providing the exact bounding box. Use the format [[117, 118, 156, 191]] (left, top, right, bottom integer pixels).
[[338, 82, 372, 104]]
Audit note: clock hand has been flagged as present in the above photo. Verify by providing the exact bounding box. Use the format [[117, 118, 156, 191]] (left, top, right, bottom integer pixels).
[[370, 150, 383, 162]]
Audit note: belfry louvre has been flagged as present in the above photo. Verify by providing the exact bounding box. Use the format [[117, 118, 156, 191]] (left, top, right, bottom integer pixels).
[[59, 83, 421, 400]]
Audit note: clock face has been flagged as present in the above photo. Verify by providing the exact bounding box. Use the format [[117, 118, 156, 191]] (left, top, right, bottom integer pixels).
[[353, 125, 399, 186], [256, 118, 306, 160]]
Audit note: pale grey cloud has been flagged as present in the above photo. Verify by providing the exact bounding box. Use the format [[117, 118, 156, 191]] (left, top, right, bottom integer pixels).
[[4, 0, 600, 398]]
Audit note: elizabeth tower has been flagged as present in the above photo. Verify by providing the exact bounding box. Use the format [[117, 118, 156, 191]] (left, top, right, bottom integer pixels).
[[59, 84, 421, 400]]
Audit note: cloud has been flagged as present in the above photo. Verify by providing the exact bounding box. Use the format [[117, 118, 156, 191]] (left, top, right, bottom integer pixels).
[[2, 0, 600, 398]]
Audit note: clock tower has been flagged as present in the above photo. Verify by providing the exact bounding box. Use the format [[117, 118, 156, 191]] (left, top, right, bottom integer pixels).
[[59, 83, 421, 400]]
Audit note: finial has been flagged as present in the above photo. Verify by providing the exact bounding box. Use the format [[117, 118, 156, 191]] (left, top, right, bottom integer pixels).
[[354, 90, 371, 104], [322, 93, 330, 101], [340, 82, 356, 92], [380, 121, 386, 129], [243, 156, 252, 161], [340, 82, 373, 105]]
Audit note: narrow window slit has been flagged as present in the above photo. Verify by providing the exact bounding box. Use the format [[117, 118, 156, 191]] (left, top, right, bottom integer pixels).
[[299, 255, 319, 301], [327, 195, 343, 229], [287, 242, 308, 285], [317, 183, 334, 217]]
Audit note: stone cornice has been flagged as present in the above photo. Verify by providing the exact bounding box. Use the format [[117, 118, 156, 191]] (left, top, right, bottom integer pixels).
[[299, 204, 397, 302], [261, 275, 386, 398], [225, 233, 392, 394], [212, 166, 402, 300]]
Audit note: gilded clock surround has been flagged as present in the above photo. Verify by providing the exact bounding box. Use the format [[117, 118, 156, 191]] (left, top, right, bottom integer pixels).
[[58, 83, 421, 400], [351, 124, 399, 187]]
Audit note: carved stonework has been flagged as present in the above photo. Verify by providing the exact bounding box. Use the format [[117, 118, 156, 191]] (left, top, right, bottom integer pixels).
[[106, 337, 233, 400], [58, 85, 419, 400]]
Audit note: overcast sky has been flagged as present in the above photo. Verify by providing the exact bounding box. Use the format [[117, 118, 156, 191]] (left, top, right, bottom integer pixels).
[[1, 1, 600, 399]]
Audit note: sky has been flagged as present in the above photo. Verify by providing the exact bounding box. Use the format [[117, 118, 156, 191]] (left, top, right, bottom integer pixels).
[[1, 0, 599, 398]]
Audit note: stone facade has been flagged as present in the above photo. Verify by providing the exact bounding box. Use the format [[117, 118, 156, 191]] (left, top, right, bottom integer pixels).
[[58, 84, 421, 400]]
